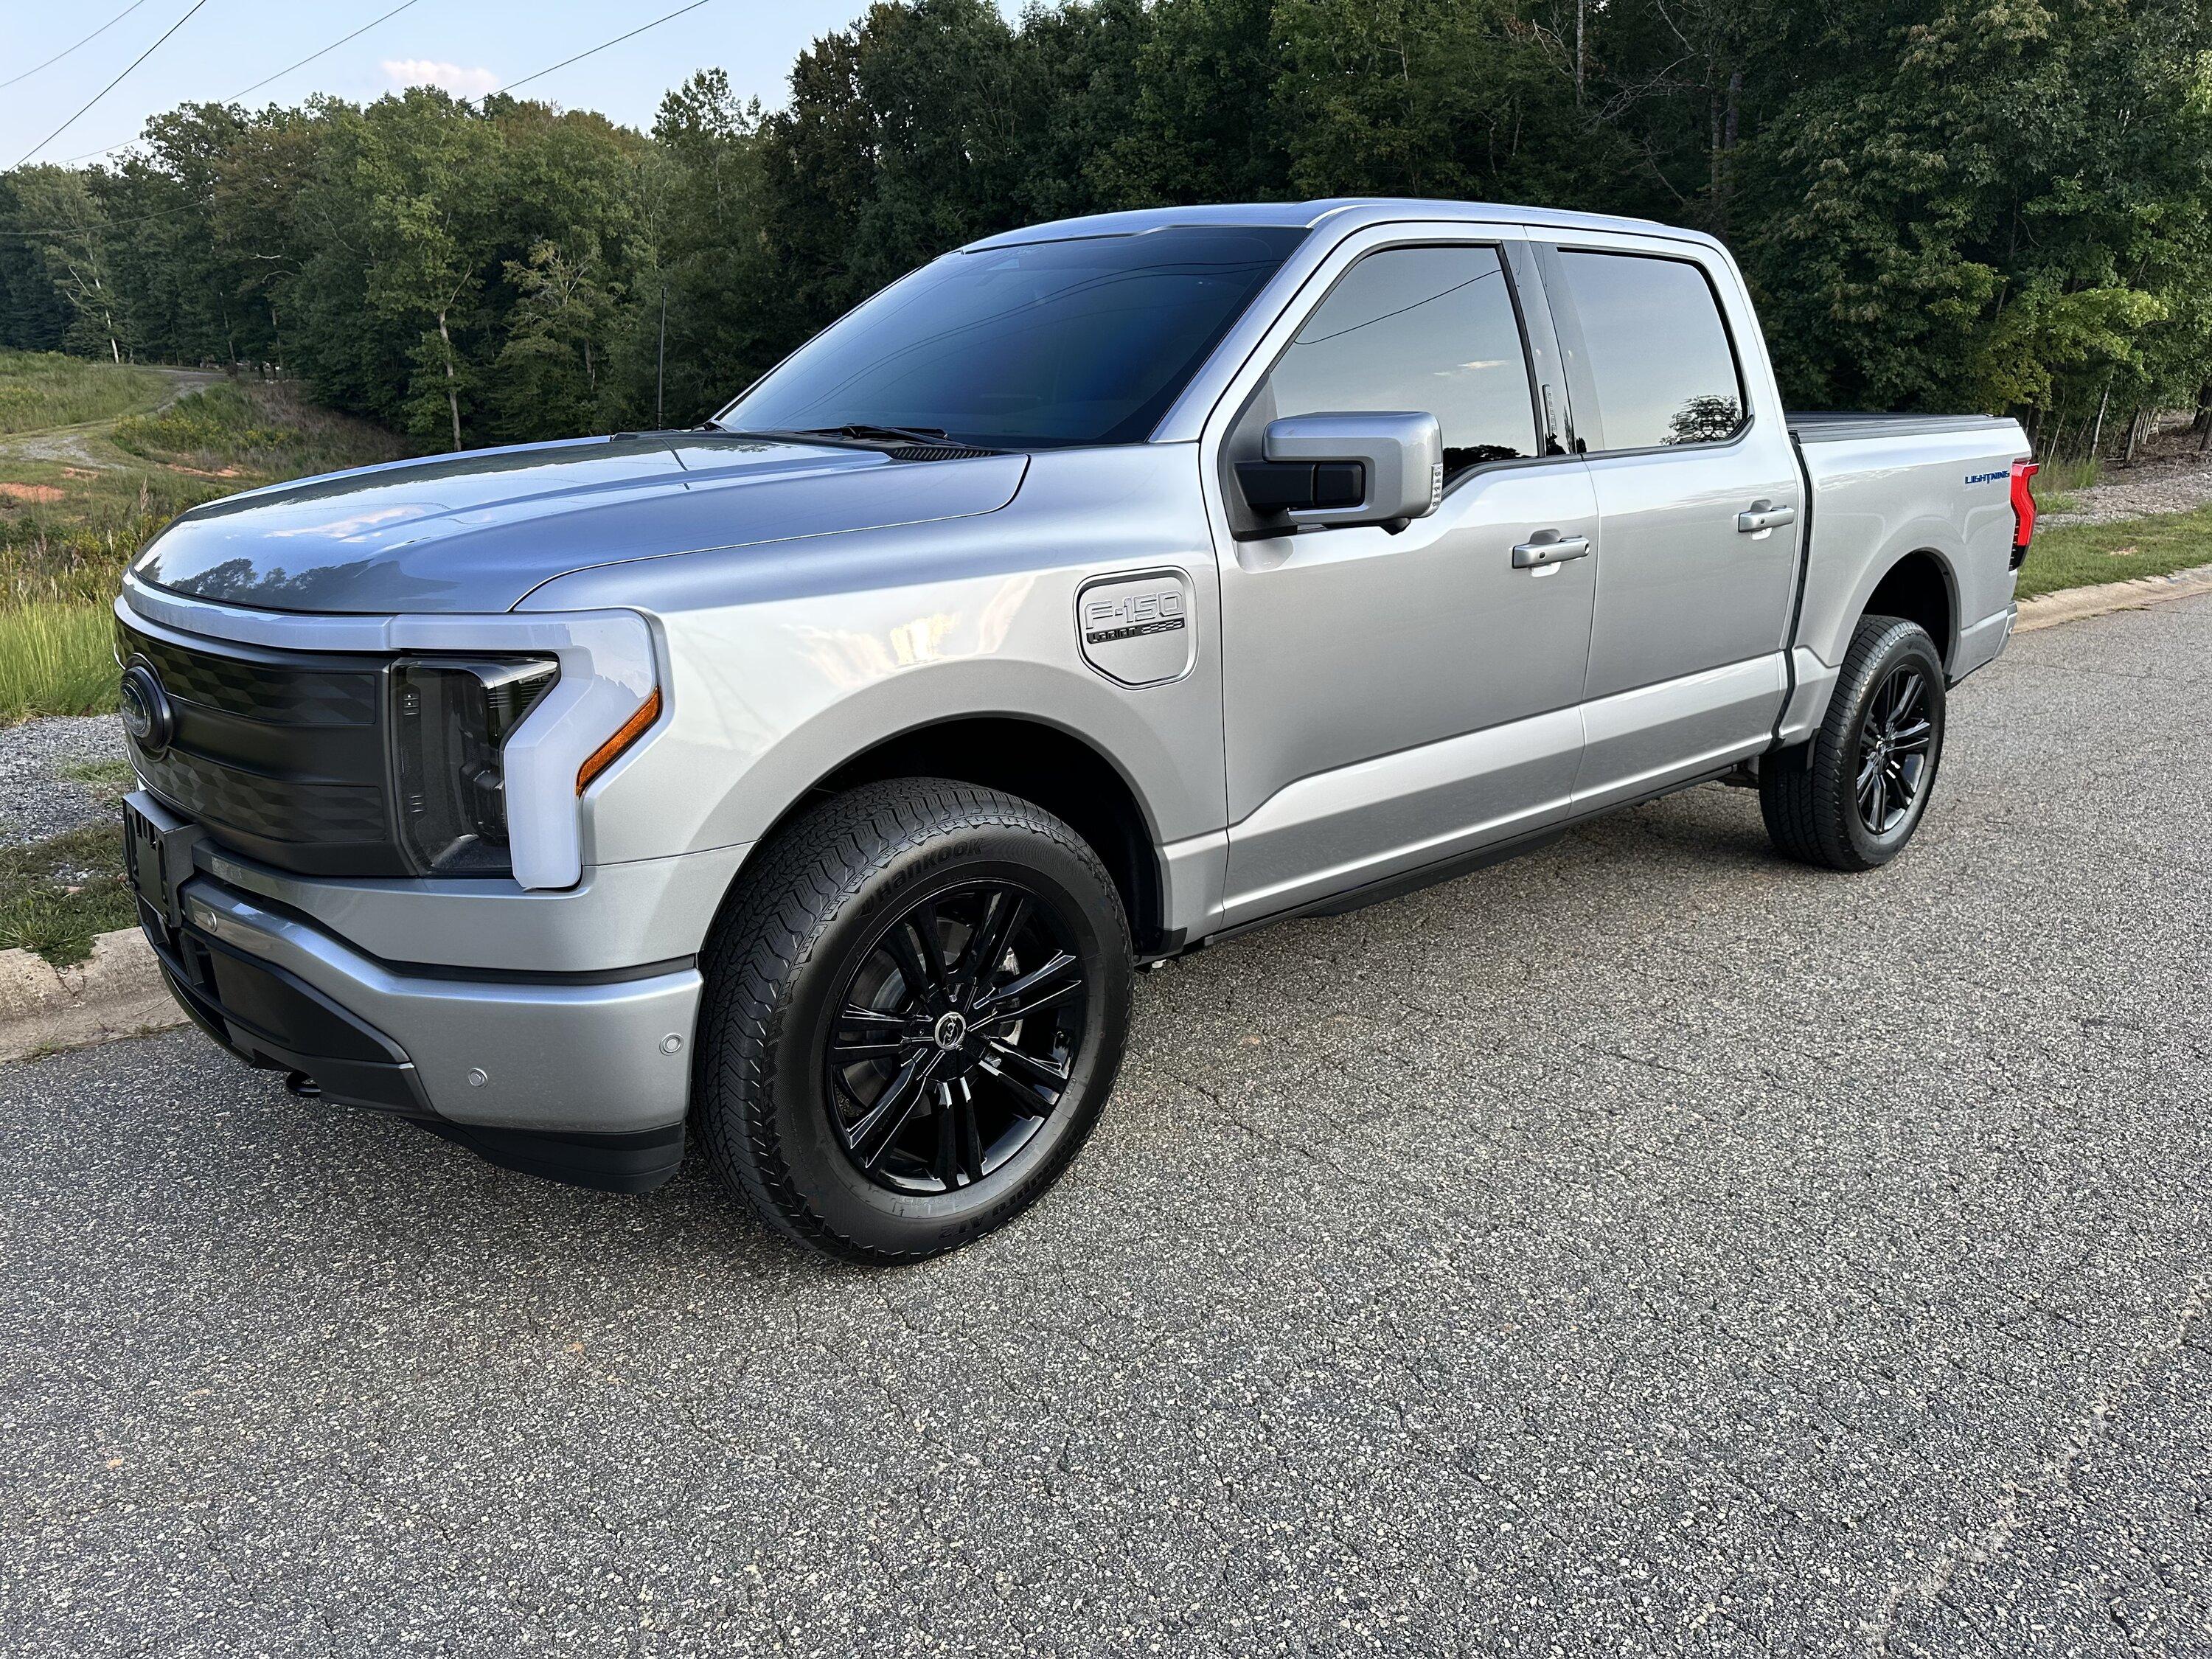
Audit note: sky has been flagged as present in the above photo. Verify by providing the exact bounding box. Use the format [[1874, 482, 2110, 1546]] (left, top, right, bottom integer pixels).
[[0, 0, 1006, 170]]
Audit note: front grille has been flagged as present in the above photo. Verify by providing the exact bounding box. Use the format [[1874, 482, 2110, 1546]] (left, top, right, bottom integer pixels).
[[119, 619, 410, 877], [124, 626, 383, 726]]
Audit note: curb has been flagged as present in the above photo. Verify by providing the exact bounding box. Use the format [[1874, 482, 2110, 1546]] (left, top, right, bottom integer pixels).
[[2014, 563, 2212, 633], [0, 928, 187, 1063]]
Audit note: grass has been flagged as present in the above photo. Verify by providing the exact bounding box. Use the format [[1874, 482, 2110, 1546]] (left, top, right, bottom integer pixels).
[[0, 823, 134, 967], [0, 602, 116, 724], [63, 757, 138, 793], [2017, 503, 2212, 601], [1, 362, 404, 724], [0, 349, 165, 437], [112, 381, 397, 481], [2031, 454, 2101, 515]]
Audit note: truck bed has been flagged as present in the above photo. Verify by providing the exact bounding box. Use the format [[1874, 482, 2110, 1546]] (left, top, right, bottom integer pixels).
[[1781, 408, 2030, 738]]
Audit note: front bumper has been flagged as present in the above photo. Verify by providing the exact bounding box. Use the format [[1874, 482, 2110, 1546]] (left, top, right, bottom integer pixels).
[[132, 799, 702, 1192]]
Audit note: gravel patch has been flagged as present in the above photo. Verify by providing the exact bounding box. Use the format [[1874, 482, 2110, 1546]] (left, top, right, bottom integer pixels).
[[0, 714, 128, 846], [2042, 421, 2212, 525]]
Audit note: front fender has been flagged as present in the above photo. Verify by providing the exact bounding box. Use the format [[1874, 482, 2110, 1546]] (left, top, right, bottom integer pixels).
[[577, 566, 1228, 876]]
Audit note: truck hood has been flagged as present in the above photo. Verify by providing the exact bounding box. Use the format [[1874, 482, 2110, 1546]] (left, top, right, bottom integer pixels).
[[128, 433, 1030, 614]]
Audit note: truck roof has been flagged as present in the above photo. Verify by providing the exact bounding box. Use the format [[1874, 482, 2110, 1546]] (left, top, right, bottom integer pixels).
[[963, 198, 1714, 252]]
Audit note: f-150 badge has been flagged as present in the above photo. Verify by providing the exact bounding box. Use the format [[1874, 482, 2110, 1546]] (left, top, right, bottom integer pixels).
[[1079, 571, 1194, 686]]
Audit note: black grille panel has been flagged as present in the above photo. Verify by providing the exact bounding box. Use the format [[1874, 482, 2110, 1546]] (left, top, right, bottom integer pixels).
[[133, 746, 387, 845], [118, 619, 408, 877], [123, 627, 381, 726]]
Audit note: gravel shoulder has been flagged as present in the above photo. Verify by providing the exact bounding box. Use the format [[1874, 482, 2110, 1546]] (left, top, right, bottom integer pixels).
[[2, 595, 2208, 1656], [0, 714, 124, 846], [2042, 421, 2212, 525]]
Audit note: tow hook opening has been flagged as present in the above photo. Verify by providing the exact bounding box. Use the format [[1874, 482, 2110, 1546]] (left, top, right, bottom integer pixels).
[[284, 1071, 324, 1100]]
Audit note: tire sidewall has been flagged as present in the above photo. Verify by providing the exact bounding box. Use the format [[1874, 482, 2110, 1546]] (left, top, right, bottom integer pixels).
[[765, 822, 1130, 1256], [1837, 625, 1946, 867]]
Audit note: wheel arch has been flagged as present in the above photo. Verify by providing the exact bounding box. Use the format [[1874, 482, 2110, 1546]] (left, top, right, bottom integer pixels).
[[731, 706, 1176, 959], [1860, 547, 1960, 668]]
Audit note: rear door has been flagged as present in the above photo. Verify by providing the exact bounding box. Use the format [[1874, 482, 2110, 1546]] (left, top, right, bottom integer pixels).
[[1201, 225, 1599, 928], [1533, 237, 1803, 808]]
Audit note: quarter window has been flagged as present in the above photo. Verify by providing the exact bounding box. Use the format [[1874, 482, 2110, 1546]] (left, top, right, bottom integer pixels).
[[1556, 251, 1745, 449], [1261, 245, 1538, 481]]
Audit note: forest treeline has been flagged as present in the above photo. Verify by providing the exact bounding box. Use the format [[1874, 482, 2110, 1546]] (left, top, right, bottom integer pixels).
[[2, 0, 2208, 459]]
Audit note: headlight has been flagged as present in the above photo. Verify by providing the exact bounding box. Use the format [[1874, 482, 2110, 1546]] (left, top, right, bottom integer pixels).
[[389, 656, 558, 875]]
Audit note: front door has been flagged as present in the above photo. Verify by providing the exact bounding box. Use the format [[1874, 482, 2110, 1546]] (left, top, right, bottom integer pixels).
[[1206, 234, 1599, 929]]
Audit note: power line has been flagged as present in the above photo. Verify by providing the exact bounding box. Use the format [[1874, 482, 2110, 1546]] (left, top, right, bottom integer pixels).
[[34, 0, 717, 170], [484, 0, 720, 101], [0, 1, 154, 92], [15, 0, 213, 167], [227, 0, 422, 103], [41, 0, 424, 167], [0, 0, 723, 218]]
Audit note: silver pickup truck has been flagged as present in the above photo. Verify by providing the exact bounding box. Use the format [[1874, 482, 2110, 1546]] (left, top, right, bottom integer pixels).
[[114, 199, 2037, 1259]]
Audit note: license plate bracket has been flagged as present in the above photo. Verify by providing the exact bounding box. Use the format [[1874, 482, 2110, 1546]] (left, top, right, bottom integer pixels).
[[122, 793, 202, 931]]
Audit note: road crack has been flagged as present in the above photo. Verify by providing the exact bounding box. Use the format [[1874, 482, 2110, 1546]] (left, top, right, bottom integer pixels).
[[1863, 1273, 2211, 1653]]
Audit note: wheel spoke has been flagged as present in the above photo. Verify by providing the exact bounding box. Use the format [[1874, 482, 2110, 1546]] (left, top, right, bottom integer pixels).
[[983, 1039, 1072, 1105], [838, 1005, 905, 1029], [1856, 756, 1882, 815], [956, 890, 1026, 1000], [829, 1037, 908, 1062], [1891, 672, 1924, 730], [992, 975, 1084, 1026], [975, 1057, 1057, 1120], [844, 1048, 942, 1167], [1889, 719, 1933, 754], [980, 950, 1080, 1018], [927, 1082, 990, 1188], [884, 908, 945, 999]]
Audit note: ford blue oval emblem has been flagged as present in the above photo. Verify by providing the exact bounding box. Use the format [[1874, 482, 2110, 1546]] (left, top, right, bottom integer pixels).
[[119, 660, 175, 757]]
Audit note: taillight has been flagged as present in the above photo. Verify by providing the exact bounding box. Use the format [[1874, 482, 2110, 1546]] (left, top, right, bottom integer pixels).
[[2009, 459, 2039, 568]]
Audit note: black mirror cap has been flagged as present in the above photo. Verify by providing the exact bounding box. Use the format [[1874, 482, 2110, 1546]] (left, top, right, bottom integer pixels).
[[1236, 459, 1366, 515]]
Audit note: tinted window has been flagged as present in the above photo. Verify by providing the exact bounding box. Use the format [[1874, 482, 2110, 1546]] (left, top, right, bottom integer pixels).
[[1262, 245, 1537, 479], [718, 227, 1308, 449], [1557, 251, 1744, 449]]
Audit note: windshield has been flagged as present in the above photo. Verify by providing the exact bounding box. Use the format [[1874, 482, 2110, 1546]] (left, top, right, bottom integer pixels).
[[715, 226, 1310, 450]]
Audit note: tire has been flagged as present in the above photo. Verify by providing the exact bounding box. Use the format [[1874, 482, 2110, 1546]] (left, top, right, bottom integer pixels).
[[1760, 614, 1947, 872], [695, 778, 1133, 1262]]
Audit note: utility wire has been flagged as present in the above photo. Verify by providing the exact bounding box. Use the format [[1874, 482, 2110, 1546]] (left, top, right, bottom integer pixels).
[[483, 0, 719, 101], [35, 0, 717, 170], [44, 0, 424, 167], [1, 0, 723, 222], [0, 1, 154, 92], [15, 0, 212, 167], [228, 0, 422, 102]]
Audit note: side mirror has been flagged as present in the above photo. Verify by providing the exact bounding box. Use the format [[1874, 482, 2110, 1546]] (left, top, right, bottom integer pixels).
[[1236, 411, 1444, 534]]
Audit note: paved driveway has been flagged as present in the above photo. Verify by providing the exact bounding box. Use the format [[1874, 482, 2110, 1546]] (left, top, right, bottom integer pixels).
[[5, 597, 2208, 1657]]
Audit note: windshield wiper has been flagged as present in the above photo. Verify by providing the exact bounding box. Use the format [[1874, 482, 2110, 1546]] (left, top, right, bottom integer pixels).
[[801, 423, 958, 446], [709, 424, 1004, 456]]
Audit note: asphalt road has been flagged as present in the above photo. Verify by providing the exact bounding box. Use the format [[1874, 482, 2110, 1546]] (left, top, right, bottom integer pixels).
[[5, 597, 2209, 1658]]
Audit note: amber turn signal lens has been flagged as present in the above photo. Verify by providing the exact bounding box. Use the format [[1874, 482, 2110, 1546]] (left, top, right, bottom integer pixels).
[[576, 687, 661, 796]]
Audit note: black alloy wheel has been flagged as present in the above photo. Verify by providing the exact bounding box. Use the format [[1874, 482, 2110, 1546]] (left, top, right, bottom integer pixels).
[[1853, 661, 1934, 835], [695, 779, 1132, 1262], [824, 880, 1088, 1195], [1759, 613, 1947, 872]]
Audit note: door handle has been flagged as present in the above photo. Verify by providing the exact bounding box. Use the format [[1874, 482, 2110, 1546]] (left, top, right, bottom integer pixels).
[[1737, 501, 1798, 535], [1511, 532, 1592, 569]]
